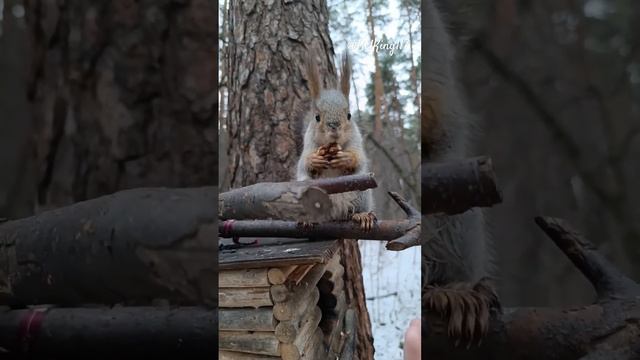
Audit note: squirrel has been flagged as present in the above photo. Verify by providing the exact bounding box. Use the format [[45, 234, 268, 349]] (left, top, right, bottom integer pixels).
[[423, 0, 499, 345], [295, 51, 376, 230]]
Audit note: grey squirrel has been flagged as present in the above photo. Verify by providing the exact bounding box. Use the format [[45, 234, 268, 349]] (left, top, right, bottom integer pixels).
[[295, 51, 376, 230], [423, 0, 499, 343]]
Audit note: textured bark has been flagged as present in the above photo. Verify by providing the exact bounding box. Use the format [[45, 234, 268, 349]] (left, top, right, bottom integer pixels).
[[219, 174, 378, 221], [225, 0, 336, 187], [225, 0, 374, 358], [341, 241, 373, 359], [25, 0, 218, 211], [0, 187, 217, 307]]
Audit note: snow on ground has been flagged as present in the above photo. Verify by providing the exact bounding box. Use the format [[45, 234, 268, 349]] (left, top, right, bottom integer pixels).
[[359, 241, 421, 360]]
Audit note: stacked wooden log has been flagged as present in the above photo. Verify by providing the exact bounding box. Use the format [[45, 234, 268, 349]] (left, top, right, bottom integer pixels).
[[219, 243, 348, 359]]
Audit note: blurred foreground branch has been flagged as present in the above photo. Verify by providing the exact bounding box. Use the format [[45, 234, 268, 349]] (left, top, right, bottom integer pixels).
[[424, 217, 640, 359], [422, 156, 502, 215], [0, 306, 216, 358], [0, 187, 217, 307]]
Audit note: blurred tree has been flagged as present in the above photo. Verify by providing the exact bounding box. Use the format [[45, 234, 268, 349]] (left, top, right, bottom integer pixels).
[[0, 0, 33, 219], [366, 0, 388, 139], [23, 0, 217, 212]]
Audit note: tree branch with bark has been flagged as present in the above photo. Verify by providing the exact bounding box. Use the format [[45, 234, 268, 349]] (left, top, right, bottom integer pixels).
[[0, 187, 217, 307], [220, 191, 420, 251], [424, 217, 640, 360], [220, 157, 502, 250]]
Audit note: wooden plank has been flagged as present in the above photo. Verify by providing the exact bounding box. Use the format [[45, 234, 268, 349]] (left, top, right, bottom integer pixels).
[[271, 261, 329, 304], [279, 343, 300, 360], [220, 268, 270, 288], [220, 240, 338, 270], [301, 328, 325, 360], [219, 350, 280, 360], [293, 307, 322, 351], [219, 308, 276, 331], [273, 287, 319, 322], [339, 309, 357, 360], [326, 292, 347, 353], [288, 264, 314, 285], [275, 306, 322, 343], [270, 284, 289, 303], [278, 305, 322, 360], [267, 265, 297, 285], [322, 252, 344, 283], [220, 287, 272, 308], [269, 264, 325, 303], [219, 331, 280, 356]]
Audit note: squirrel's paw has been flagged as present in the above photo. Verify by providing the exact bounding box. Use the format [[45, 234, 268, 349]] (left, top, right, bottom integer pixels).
[[308, 152, 329, 172], [329, 150, 357, 172], [351, 211, 376, 231], [296, 221, 317, 228], [423, 278, 500, 347]]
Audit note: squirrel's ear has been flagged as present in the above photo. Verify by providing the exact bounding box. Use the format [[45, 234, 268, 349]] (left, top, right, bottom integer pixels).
[[339, 52, 351, 98], [306, 51, 321, 100]]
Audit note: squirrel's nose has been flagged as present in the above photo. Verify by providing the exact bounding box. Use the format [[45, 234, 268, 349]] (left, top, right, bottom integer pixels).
[[327, 122, 340, 130]]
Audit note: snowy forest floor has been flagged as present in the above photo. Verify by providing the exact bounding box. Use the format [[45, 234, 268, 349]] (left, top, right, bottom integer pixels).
[[360, 241, 421, 360]]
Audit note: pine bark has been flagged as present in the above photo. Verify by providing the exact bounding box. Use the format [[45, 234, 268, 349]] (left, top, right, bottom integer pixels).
[[25, 0, 218, 211], [225, 0, 336, 188]]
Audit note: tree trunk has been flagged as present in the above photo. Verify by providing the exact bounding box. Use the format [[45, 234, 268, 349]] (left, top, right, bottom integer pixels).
[[24, 0, 218, 211], [0, 0, 35, 219], [367, 0, 384, 140], [226, 0, 374, 358], [225, 0, 336, 189], [404, 1, 420, 112]]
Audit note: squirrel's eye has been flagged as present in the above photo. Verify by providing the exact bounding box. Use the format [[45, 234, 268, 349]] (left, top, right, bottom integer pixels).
[[315, 115, 320, 122], [347, 113, 351, 120]]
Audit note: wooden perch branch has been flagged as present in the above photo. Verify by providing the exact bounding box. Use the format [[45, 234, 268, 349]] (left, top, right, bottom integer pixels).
[[422, 156, 502, 215], [535, 217, 640, 300], [0, 187, 217, 306], [0, 306, 216, 358], [220, 192, 420, 251], [424, 217, 640, 360], [219, 173, 377, 222]]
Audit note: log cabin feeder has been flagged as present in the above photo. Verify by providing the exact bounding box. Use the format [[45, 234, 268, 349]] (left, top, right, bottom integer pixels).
[[219, 238, 354, 359]]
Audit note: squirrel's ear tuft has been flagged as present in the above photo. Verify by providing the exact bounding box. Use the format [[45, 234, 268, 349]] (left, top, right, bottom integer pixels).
[[306, 50, 321, 100], [340, 52, 351, 99]]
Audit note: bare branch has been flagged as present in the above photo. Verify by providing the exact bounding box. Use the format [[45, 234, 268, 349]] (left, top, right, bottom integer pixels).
[[535, 216, 640, 299], [424, 218, 640, 359]]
